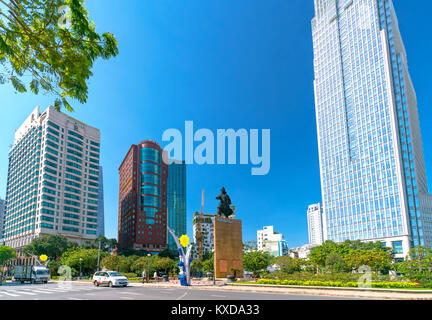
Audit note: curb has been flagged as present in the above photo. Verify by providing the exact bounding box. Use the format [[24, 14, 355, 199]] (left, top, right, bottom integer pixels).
[[227, 283, 432, 294]]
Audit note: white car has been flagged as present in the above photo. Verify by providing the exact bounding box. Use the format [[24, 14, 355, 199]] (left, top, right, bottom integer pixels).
[[93, 271, 129, 287]]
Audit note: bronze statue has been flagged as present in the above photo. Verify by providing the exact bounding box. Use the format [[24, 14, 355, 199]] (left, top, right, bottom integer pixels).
[[216, 187, 234, 218]]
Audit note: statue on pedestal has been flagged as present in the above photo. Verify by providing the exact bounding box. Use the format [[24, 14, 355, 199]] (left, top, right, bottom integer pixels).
[[216, 187, 234, 218]]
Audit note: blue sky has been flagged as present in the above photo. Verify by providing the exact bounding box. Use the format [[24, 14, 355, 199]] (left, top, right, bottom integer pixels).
[[1, 0, 432, 248]]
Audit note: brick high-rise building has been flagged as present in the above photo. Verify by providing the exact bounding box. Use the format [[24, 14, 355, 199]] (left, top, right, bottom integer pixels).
[[118, 140, 168, 253]]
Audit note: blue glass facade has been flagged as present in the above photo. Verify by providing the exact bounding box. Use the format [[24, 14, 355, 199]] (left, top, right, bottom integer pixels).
[[312, 0, 432, 255], [167, 161, 187, 250]]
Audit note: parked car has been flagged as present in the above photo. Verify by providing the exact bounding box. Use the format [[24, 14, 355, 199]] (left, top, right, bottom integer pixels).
[[93, 271, 128, 287]]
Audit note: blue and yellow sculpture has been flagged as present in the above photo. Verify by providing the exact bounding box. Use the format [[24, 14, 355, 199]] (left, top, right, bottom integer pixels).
[[168, 227, 193, 286]]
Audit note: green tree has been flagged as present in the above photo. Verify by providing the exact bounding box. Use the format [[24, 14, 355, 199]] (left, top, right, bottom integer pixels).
[[153, 257, 175, 274], [243, 251, 272, 278], [100, 255, 126, 272], [0, 245, 16, 266], [325, 253, 349, 273], [59, 247, 107, 276], [243, 241, 257, 253], [22, 234, 76, 261], [202, 257, 214, 274], [0, 0, 119, 111], [344, 249, 392, 273], [82, 236, 118, 253], [272, 256, 302, 275], [396, 246, 432, 283]]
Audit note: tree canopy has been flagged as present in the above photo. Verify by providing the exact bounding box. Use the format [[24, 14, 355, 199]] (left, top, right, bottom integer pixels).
[[0, 0, 119, 111], [22, 234, 76, 261], [0, 245, 16, 266], [243, 251, 273, 278]]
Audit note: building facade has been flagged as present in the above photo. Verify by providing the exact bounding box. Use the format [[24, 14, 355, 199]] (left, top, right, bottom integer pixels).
[[0, 198, 5, 244], [167, 161, 186, 251], [118, 140, 168, 253], [96, 166, 105, 238], [192, 212, 215, 260], [312, 0, 432, 258], [257, 226, 288, 257], [307, 203, 324, 245], [4, 106, 100, 248]]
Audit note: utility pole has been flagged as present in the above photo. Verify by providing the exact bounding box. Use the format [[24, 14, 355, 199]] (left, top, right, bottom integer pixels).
[[97, 240, 101, 271], [197, 190, 204, 262]]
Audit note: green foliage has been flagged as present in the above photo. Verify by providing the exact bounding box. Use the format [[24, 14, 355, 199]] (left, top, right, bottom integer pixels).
[[257, 279, 420, 289], [81, 237, 118, 253], [47, 260, 60, 276], [59, 247, 107, 275], [0, 0, 119, 111], [396, 246, 432, 284], [325, 253, 349, 272], [243, 251, 273, 278], [243, 241, 257, 253], [202, 257, 214, 274], [272, 256, 303, 275], [22, 234, 76, 261], [344, 249, 392, 273], [308, 240, 392, 273], [0, 245, 16, 265]]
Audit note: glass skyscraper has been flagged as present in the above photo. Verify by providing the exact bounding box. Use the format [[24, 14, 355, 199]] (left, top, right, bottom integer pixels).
[[312, 0, 432, 258], [167, 161, 186, 250]]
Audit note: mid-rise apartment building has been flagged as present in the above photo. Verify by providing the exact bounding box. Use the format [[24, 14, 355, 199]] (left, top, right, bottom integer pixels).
[[257, 226, 288, 257]]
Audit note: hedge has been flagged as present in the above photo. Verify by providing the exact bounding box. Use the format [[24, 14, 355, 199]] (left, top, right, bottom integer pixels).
[[257, 279, 420, 289]]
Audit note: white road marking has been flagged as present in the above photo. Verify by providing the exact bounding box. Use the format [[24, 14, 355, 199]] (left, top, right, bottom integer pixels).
[[8, 290, 36, 296], [176, 292, 188, 300], [120, 292, 142, 296], [67, 297, 87, 300], [1, 291, 20, 297], [210, 294, 226, 298]]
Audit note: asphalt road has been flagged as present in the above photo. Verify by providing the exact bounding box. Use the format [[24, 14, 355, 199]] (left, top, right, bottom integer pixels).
[[0, 282, 356, 300]]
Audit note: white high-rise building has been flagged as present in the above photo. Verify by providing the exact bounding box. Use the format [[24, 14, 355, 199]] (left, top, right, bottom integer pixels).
[[0, 198, 5, 244], [312, 0, 432, 258], [4, 106, 101, 248], [257, 226, 288, 257], [307, 203, 324, 245]]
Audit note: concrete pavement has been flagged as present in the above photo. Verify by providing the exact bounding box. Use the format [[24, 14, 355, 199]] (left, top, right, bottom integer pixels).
[[0, 281, 356, 300]]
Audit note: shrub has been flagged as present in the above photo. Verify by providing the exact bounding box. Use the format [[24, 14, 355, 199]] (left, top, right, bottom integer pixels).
[[256, 279, 420, 289]]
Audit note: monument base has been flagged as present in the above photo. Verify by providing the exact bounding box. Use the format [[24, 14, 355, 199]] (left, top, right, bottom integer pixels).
[[213, 216, 244, 278]]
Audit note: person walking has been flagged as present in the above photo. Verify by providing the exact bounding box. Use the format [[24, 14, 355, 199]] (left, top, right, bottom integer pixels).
[[142, 269, 146, 284], [154, 271, 159, 282]]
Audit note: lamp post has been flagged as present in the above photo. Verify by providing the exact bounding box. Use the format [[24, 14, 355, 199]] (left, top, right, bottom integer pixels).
[[79, 258, 83, 279], [212, 249, 216, 286], [97, 240, 101, 272], [147, 253, 151, 283]]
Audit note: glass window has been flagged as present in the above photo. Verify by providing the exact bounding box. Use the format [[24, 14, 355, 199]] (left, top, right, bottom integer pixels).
[[140, 162, 161, 175], [140, 148, 161, 164], [392, 241, 403, 254]]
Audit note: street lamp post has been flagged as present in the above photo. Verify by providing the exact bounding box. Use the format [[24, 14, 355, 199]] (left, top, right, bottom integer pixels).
[[79, 258, 83, 279], [97, 240, 101, 272], [147, 254, 151, 283], [212, 249, 216, 286]]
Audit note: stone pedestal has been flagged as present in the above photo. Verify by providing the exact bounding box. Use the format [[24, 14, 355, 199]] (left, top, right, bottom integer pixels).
[[213, 216, 244, 278]]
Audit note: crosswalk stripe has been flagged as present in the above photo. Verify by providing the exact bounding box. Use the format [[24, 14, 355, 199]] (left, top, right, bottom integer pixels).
[[2, 291, 20, 297], [21, 289, 55, 294], [8, 290, 37, 296]]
